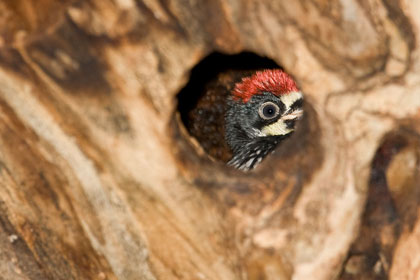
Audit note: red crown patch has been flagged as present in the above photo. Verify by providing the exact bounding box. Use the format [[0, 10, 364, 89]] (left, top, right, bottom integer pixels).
[[232, 69, 298, 103]]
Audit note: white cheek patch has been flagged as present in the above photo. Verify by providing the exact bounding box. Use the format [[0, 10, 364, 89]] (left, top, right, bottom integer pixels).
[[261, 118, 293, 136], [280, 91, 303, 109]]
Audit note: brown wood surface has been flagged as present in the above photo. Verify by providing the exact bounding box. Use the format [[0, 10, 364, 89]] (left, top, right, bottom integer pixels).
[[1, 1, 420, 279]]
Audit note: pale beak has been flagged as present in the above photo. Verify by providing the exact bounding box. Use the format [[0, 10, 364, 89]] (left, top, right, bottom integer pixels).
[[282, 109, 303, 120]]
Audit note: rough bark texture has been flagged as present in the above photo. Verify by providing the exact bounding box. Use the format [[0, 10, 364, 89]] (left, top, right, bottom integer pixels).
[[1, 0, 420, 279]]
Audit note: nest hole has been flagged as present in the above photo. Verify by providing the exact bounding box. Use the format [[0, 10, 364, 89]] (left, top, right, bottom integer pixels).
[[177, 52, 281, 162]]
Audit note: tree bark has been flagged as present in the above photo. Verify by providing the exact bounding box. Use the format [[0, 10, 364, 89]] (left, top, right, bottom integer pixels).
[[1, 0, 420, 279]]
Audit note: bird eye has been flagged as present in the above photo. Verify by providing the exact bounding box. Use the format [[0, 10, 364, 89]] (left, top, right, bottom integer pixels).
[[258, 102, 280, 120]]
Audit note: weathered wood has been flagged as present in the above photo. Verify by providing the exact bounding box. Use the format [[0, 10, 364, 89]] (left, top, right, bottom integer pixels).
[[1, 0, 420, 279]]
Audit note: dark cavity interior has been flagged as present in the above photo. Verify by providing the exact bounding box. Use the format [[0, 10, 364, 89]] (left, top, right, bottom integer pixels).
[[177, 52, 281, 162]]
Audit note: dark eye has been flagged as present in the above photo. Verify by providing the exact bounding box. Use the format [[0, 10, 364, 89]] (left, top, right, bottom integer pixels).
[[258, 102, 280, 120]]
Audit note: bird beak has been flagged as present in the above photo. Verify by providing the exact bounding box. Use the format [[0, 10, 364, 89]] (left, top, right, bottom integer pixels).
[[261, 109, 303, 136], [282, 108, 303, 120]]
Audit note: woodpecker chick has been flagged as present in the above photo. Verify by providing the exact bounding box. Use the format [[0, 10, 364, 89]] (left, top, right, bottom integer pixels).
[[225, 69, 303, 170]]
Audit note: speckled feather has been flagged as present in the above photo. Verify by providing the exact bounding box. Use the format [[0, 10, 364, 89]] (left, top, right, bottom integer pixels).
[[227, 135, 289, 171]]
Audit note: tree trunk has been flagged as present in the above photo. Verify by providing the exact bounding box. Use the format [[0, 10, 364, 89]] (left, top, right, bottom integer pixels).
[[1, 0, 420, 279]]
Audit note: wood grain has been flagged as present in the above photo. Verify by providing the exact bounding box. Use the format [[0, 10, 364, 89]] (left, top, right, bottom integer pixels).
[[0, 0, 420, 279]]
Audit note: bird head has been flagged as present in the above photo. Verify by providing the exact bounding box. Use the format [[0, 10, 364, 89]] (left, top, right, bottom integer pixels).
[[225, 69, 303, 170]]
